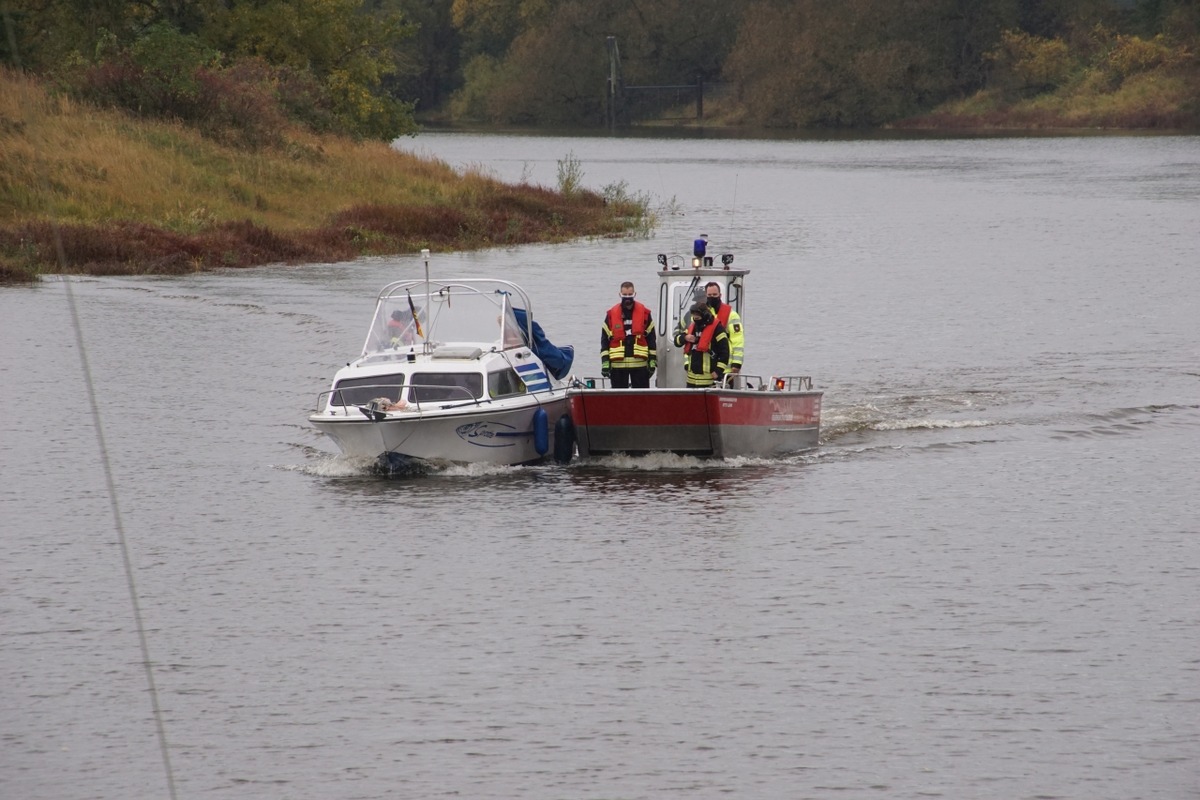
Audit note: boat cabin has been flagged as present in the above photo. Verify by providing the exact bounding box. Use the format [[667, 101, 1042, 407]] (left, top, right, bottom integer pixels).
[[654, 254, 748, 389], [321, 278, 558, 414]]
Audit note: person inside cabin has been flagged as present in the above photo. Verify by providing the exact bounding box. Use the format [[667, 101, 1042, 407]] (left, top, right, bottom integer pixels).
[[600, 281, 657, 389], [674, 301, 730, 388], [704, 281, 744, 375], [387, 309, 415, 347]]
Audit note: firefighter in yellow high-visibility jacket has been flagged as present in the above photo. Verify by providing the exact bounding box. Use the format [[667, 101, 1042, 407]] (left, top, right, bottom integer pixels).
[[673, 302, 730, 388], [704, 282, 744, 373]]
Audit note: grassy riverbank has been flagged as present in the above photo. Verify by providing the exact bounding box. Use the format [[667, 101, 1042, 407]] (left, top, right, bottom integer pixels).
[[0, 69, 651, 283], [894, 70, 1199, 131]]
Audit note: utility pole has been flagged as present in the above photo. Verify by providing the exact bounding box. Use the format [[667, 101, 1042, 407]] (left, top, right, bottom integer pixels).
[[606, 36, 621, 131]]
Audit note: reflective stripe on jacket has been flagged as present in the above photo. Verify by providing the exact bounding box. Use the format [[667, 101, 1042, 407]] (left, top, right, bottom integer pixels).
[[715, 304, 744, 368], [603, 302, 653, 365], [675, 320, 730, 386]]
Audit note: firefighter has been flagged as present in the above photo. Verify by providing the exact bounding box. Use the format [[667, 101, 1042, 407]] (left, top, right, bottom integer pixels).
[[600, 281, 657, 388], [673, 301, 730, 388], [704, 281, 744, 373]]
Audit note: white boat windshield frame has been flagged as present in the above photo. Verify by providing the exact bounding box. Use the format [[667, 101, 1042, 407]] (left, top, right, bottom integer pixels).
[[362, 279, 533, 357], [657, 266, 749, 338]]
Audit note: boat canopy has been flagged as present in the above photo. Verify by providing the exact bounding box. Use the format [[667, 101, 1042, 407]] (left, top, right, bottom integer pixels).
[[513, 307, 574, 380], [363, 281, 527, 356], [360, 279, 573, 380]]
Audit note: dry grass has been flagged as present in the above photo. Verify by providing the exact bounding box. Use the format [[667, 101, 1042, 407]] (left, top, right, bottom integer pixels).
[[894, 65, 1200, 132], [0, 68, 651, 281]]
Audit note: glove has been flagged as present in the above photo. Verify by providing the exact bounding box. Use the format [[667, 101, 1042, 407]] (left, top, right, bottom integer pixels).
[[647, 360, 656, 377], [600, 365, 611, 379]]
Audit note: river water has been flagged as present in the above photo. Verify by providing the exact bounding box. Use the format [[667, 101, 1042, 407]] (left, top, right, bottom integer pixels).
[[2, 133, 1198, 800]]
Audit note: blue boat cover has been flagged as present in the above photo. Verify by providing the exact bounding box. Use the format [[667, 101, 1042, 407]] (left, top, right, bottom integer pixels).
[[513, 307, 574, 380]]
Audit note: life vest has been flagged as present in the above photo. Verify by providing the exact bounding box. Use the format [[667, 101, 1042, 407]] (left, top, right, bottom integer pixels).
[[714, 303, 732, 328], [714, 303, 744, 367], [686, 316, 720, 386], [683, 319, 717, 354], [607, 303, 651, 362]]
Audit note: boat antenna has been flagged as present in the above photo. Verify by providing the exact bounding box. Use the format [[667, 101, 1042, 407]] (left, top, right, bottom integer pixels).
[[657, 163, 677, 243], [421, 248, 432, 353]]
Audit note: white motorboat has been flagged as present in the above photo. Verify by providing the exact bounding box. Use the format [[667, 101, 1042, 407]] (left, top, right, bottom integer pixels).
[[310, 252, 575, 472]]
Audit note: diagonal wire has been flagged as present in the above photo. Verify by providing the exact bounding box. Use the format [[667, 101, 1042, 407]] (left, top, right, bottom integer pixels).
[[63, 280, 180, 800], [2, 5, 179, 797]]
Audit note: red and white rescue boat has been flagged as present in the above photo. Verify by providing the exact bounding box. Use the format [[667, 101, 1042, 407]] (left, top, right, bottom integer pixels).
[[565, 251, 822, 459]]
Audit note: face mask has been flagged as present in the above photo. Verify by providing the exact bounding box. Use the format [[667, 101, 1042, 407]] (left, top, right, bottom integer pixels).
[[706, 296, 721, 311], [620, 296, 634, 307]]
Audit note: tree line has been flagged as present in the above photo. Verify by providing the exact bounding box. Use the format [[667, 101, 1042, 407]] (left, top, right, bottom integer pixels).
[[3, 0, 1197, 140]]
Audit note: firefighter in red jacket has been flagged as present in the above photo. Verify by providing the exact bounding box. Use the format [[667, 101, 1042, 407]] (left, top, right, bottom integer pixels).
[[673, 301, 730, 387], [601, 281, 657, 388]]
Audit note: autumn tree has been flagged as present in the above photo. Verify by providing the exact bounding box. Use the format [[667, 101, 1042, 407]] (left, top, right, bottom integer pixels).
[[449, 0, 749, 124], [2, 0, 419, 140], [724, 0, 1007, 127]]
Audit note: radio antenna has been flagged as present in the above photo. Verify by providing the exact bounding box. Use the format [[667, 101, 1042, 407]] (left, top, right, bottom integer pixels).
[[727, 172, 739, 248], [657, 163, 677, 243]]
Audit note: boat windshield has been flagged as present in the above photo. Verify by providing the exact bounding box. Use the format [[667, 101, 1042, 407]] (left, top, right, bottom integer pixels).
[[363, 287, 525, 355]]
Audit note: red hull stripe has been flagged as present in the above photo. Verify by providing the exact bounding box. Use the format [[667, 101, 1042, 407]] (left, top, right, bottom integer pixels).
[[569, 391, 820, 427]]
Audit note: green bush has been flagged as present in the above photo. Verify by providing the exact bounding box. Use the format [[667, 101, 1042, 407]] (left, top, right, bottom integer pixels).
[[1107, 34, 1178, 79], [987, 30, 1075, 97]]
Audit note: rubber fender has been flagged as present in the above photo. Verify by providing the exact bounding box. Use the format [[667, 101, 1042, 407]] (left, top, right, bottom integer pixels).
[[533, 407, 549, 455], [553, 414, 575, 464]]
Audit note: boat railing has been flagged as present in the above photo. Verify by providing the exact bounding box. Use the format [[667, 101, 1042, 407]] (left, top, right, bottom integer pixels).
[[369, 278, 535, 355], [317, 381, 491, 416], [724, 374, 813, 391], [569, 374, 814, 391]]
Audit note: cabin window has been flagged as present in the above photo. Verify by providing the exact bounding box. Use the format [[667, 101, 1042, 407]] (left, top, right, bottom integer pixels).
[[488, 368, 527, 399], [410, 372, 483, 403], [331, 374, 407, 407]]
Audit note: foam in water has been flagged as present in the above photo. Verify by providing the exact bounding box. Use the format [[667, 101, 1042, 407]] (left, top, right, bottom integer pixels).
[[871, 418, 996, 431]]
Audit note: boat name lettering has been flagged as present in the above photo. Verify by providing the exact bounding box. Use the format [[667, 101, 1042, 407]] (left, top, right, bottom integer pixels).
[[456, 421, 520, 447]]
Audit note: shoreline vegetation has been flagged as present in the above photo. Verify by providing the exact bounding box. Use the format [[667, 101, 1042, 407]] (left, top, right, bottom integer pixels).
[[0, 69, 653, 284], [5, 3, 1198, 285]]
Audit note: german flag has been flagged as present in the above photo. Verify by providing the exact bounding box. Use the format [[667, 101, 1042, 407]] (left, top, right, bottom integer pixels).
[[407, 291, 423, 337]]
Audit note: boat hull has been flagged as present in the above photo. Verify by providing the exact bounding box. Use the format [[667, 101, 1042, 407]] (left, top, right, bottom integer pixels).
[[567, 387, 821, 459], [311, 396, 571, 466]]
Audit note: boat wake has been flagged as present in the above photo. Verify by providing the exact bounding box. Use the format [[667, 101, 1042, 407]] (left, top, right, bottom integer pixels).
[[572, 452, 710, 471], [283, 446, 542, 479], [286, 404, 1198, 478], [280, 450, 390, 478], [821, 401, 1000, 440], [1048, 403, 1200, 439]]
